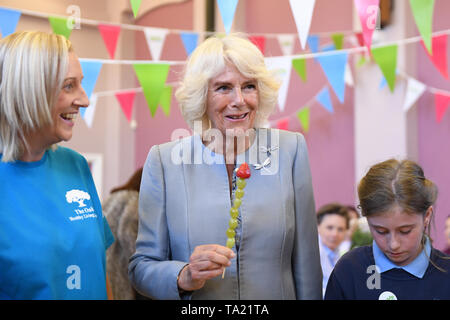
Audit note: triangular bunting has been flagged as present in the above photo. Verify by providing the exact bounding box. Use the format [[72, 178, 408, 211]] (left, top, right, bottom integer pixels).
[[249, 35, 266, 55], [403, 77, 426, 112], [159, 85, 172, 117], [79, 60, 103, 118], [130, 0, 142, 18], [422, 34, 448, 79], [133, 63, 170, 117], [180, 32, 199, 57], [316, 87, 333, 113], [115, 91, 136, 122], [144, 27, 169, 61], [289, 0, 316, 50], [353, 0, 380, 51], [316, 51, 348, 103], [0, 8, 21, 37], [297, 107, 310, 132], [48, 16, 73, 39], [435, 92, 450, 123], [292, 58, 307, 82], [98, 24, 121, 59], [331, 33, 345, 50], [371, 44, 398, 93], [409, 0, 435, 55], [216, 0, 239, 34], [276, 118, 289, 131], [83, 94, 98, 128], [265, 56, 292, 112], [277, 34, 296, 56]]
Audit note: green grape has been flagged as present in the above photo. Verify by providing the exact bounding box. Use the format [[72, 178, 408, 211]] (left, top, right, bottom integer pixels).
[[226, 228, 235, 238], [236, 178, 246, 189], [235, 188, 244, 199], [229, 207, 239, 219], [233, 198, 242, 209], [229, 218, 238, 229], [226, 237, 235, 248]]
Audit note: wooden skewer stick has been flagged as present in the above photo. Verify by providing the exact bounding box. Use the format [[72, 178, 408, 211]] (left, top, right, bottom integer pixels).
[[222, 267, 226, 279]]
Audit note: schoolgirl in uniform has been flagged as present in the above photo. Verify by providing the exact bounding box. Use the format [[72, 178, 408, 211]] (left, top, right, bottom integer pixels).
[[325, 159, 450, 300]]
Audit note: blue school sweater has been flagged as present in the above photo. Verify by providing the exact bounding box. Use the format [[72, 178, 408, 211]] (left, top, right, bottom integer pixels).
[[324, 245, 450, 300]]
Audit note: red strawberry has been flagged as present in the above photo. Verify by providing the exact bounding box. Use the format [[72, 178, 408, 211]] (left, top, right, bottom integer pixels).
[[236, 162, 251, 179]]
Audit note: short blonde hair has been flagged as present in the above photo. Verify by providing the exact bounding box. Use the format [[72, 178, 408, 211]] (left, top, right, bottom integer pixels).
[[0, 31, 73, 162], [175, 33, 280, 131]]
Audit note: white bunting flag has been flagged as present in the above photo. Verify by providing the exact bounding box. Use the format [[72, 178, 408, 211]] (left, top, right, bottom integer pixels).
[[289, 0, 316, 50], [83, 93, 98, 128], [277, 34, 296, 56], [403, 77, 426, 112], [144, 27, 169, 61], [344, 62, 354, 87], [265, 56, 292, 112]]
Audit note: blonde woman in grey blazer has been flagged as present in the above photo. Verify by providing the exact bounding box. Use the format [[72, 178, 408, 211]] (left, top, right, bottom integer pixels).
[[128, 34, 322, 300]]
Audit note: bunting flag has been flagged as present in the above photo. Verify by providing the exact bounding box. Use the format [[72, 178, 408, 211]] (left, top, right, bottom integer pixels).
[[403, 77, 426, 112], [98, 24, 121, 59], [216, 0, 239, 34], [79, 60, 103, 118], [316, 51, 348, 103], [331, 33, 344, 50], [133, 63, 170, 117], [292, 58, 307, 82], [316, 87, 333, 113], [48, 16, 73, 39], [379, 70, 399, 89], [344, 62, 354, 87], [159, 85, 172, 116], [249, 35, 266, 54], [307, 34, 319, 54], [276, 118, 289, 131], [371, 44, 398, 93], [0, 8, 21, 37], [265, 56, 292, 112], [277, 34, 296, 56], [353, 0, 380, 51], [144, 27, 169, 61], [130, 0, 142, 18], [422, 34, 448, 79], [289, 0, 316, 50], [180, 32, 199, 56], [297, 107, 310, 132], [83, 93, 98, 128], [435, 92, 450, 123], [115, 91, 136, 122], [409, 0, 435, 55]]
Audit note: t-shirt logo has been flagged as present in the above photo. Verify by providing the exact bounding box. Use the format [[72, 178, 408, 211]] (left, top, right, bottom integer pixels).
[[65, 189, 91, 207], [378, 291, 398, 300]]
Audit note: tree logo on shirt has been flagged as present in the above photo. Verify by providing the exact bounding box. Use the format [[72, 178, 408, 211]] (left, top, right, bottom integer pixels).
[[65, 189, 91, 207]]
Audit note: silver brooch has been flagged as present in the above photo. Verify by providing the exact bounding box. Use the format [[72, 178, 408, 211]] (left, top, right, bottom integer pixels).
[[253, 146, 278, 170]]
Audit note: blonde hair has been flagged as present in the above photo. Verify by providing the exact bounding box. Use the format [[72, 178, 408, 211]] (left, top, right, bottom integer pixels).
[[0, 31, 73, 162], [175, 33, 280, 131]]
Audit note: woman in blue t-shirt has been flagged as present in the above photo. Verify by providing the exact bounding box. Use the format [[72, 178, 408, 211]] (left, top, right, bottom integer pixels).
[[0, 31, 114, 299], [325, 159, 450, 300]]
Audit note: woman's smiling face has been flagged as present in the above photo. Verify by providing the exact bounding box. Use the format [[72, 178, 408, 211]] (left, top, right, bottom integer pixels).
[[206, 63, 259, 136]]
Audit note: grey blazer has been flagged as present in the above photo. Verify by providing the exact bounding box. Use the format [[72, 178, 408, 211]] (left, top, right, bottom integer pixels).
[[128, 129, 322, 300]]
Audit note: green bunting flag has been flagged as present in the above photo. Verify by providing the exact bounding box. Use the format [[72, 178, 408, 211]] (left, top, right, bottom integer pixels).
[[292, 58, 307, 82], [371, 44, 398, 93], [409, 0, 435, 55], [297, 107, 310, 133], [133, 63, 170, 117], [130, 0, 142, 18], [159, 86, 172, 117], [331, 33, 344, 50], [48, 16, 73, 39]]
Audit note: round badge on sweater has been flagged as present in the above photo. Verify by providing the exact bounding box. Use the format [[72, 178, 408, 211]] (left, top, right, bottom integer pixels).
[[378, 291, 398, 300]]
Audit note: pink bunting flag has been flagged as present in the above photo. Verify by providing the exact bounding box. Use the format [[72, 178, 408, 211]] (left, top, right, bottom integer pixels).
[[115, 91, 136, 122], [354, 0, 380, 51], [435, 92, 450, 123], [249, 35, 266, 55], [98, 24, 121, 59], [276, 118, 289, 131], [421, 34, 448, 79]]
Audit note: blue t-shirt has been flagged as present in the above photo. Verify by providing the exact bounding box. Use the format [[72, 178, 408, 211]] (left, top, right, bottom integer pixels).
[[0, 147, 114, 299]]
